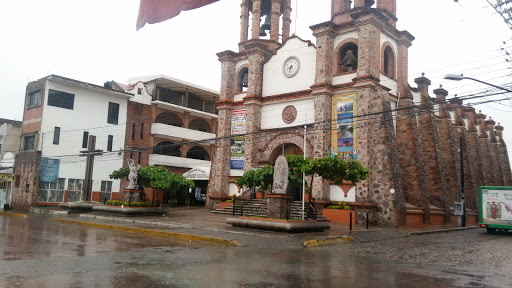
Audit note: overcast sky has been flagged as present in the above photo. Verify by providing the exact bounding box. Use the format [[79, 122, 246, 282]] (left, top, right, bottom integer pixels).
[[1, 0, 511, 148]]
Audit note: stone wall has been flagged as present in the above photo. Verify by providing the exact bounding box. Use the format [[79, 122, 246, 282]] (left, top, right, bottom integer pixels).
[[11, 151, 42, 211]]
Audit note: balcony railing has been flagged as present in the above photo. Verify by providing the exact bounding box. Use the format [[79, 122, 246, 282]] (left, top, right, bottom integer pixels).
[[148, 154, 211, 169], [151, 123, 215, 143]]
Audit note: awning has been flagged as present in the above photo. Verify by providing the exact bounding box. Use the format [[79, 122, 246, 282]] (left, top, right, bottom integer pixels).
[[183, 166, 211, 180]]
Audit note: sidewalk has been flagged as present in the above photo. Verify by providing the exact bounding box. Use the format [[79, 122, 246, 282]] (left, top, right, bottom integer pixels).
[[2, 207, 478, 248]]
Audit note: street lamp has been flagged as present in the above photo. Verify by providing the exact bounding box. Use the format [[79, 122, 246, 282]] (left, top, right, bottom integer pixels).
[[443, 74, 512, 94]]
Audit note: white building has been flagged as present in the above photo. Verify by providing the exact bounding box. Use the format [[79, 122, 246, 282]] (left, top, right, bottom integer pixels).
[[12, 75, 132, 208]]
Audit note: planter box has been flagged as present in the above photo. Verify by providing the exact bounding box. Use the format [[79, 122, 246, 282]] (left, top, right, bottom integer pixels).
[[256, 192, 264, 199], [220, 202, 234, 209], [322, 209, 355, 224]]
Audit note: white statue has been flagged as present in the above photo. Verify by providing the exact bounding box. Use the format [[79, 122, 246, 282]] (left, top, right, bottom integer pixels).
[[127, 159, 141, 189]]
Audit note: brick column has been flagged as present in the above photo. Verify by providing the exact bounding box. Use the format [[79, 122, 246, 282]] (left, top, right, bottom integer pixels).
[[476, 113, 496, 186], [377, 0, 397, 27], [331, 0, 353, 24], [357, 24, 381, 80], [207, 53, 237, 209], [433, 86, 458, 222], [464, 107, 485, 198], [354, 0, 366, 8], [311, 24, 335, 201], [270, 0, 281, 41], [240, 0, 250, 43], [396, 38, 413, 97], [486, 119, 504, 186], [282, 0, 292, 41], [495, 124, 512, 185], [415, 76, 448, 224], [251, 0, 262, 40], [244, 51, 267, 171]]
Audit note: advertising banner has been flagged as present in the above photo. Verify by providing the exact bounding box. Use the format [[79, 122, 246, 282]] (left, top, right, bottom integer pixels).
[[332, 94, 357, 160], [40, 158, 60, 183], [481, 187, 512, 225], [231, 110, 246, 169]]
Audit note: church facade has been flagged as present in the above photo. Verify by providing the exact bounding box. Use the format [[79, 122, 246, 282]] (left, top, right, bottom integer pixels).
[[206, 0, 512, 227]]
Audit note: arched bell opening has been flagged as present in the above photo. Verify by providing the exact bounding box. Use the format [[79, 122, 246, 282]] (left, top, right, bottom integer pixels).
[[338, 42, 359, 74]]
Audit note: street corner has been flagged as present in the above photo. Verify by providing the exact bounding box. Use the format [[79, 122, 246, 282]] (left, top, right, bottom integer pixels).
[[303, 235, 354, 248], [0, 211, 28, 218]]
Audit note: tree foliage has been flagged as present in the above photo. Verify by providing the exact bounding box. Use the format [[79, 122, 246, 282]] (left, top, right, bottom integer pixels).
[[110, 165, 195, 191], [235, 165, 274, 190], [235, 155, 369, 192], [313, 156, 369, 184]]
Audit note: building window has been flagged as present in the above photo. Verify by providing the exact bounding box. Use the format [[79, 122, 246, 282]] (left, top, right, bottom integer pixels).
[[48, 89, 75, 110], [82, 131, 89, 148], [107, 135, 113, 152], [27, 90, 41, 109], [137, 87, 143, 95], [132, 123, 136, 140], [67, 179, 84, 202], [100, 180, 112, 203], [107, 102, 120, 125], [23, 135, 36, 151], [53, 127, 60, 145], [238, 67, 249, 92], [138, 152, 142, 165], [130, 152, 133, 159], [0, 144, 2, 154], [140, 123, 144, 139], [37, 178, 65, 202], [383, 46, 396, 79]]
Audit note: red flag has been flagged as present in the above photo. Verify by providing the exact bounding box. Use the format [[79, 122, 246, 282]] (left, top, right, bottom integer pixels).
[[136, 0, 219, 30]]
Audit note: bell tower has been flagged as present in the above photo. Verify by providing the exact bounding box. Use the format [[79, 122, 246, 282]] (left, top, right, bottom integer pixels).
[[239, 0, 292, 51]]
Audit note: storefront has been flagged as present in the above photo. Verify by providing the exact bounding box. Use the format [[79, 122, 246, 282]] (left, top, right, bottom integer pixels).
[[183, 167, 210, 206], [0, 170, 13, 210]]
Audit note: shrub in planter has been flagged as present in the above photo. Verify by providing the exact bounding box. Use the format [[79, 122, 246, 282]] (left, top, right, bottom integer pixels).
[[105, 200, 153, 207]]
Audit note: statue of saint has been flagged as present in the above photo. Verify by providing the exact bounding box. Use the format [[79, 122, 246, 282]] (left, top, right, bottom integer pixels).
[[273, 155, 289, 195], [127, 159, 141, 190]]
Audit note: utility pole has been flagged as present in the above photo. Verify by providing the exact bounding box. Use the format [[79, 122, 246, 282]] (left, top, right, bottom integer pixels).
[[486, 0, 512, 30], [460, 136, 466, 227], [80, 135, 103, 202]]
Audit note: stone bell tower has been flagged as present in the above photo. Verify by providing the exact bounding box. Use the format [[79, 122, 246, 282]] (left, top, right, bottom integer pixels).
[[307, 0, 413, 226], [207, 0, 292, 209]]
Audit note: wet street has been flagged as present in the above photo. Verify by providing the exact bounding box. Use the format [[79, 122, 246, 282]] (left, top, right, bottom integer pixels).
[[0, 214, 511, 287]]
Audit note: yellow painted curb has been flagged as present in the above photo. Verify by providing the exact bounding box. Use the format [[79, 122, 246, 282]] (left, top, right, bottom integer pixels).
[[51, 218, 242, 247], [0, 211, 27, 218], [304, 235, 354, 248]]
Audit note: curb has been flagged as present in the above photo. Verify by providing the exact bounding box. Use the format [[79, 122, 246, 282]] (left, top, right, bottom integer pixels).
[[408, 226, 479, 236], [51, 218, 243, 247], [31, 208, 68, 215], [304, 235, 354, 248], [0, 211, 27, 218]]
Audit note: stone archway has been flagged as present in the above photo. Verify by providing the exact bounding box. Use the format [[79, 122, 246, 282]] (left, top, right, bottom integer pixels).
[[261, 133, 313, 164]]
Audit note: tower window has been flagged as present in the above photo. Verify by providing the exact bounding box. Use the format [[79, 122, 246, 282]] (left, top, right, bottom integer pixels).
[[383, 46, 396, 79], [238, 67, 249, 93]]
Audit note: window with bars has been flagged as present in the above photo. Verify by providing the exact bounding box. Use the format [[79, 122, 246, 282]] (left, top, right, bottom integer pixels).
[[37, 178, 65, 202]]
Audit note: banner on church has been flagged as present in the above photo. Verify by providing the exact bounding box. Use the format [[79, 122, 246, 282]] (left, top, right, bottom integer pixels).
[[230, 109, 246, 169], [332, 94, 357, 160]]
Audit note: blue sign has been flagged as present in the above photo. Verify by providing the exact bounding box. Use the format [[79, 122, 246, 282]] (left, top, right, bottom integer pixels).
[[40, 158, 60, 183]]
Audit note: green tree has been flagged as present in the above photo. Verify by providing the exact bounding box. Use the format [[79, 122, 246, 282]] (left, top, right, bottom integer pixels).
[[312, 156, 369, 184], [110, 165, 195, 191]]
